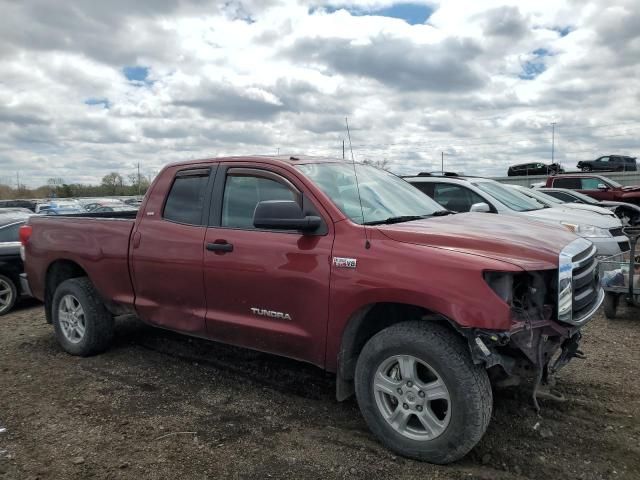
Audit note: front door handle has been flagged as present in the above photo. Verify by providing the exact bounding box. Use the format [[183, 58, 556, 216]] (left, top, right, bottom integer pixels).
[[207, 241, 234, 253]]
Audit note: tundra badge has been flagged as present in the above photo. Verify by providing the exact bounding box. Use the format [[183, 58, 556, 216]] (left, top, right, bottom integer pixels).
[[333, 257, 357, 269], [251, 308, 292, 321]]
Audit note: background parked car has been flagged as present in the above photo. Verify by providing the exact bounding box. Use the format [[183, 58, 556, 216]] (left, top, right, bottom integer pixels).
[[44, 201, 84, 215], [539, 188, 640, 225], [0, 211, 32, 315], [91, 205, 138, 213], [0, 199, 38, 212], [405, 175, 629, 256], [544, 174, 640, 205], [507, 162, 564, 176], [508, 185, 618, 219], [577, 155, 637, 172]]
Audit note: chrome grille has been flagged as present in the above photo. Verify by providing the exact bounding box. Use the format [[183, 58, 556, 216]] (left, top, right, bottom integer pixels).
[[558, 239, 604, 325]]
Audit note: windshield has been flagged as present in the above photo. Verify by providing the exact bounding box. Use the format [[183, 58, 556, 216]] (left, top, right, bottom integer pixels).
[[604, 178, 622, 188], [554, 189, 598, 204], [473, 181, 542, 212], [516, 187, 564, 205], [297, 163, 444, 224]]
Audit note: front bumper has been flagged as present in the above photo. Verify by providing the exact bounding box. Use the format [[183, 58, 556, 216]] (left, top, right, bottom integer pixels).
[[19, 273, 32, 297]]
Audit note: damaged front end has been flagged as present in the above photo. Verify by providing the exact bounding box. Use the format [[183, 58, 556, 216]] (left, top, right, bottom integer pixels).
[[467, 238, 603, 411]]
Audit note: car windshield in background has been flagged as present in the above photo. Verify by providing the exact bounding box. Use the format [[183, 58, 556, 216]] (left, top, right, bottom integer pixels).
[[297, 163, 444, 225], [473, 181, 542, 212], [519, 188, 564, 205], [556, 190, 600, 204]]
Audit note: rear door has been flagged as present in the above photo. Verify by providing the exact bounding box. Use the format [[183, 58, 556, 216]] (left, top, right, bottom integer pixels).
[[130, 165, 215, 334], [202, 163, 334, 366]]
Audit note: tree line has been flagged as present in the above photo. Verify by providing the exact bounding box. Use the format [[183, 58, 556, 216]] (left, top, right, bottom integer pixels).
[[0, 172, 151, 200]]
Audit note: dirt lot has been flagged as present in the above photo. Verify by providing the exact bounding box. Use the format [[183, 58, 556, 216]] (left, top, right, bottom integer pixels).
[[1, 301, 639, 480]]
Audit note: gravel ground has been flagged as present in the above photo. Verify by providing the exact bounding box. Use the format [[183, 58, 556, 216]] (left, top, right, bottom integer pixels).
[[1, 300, 639, 480]]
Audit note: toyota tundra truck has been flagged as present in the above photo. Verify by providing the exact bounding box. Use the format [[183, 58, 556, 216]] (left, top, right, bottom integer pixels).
[[21, 156, 603, 464]]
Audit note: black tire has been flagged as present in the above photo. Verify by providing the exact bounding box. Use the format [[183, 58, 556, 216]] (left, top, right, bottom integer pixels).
[[0, 274, 18, 316], [582, 166, 592, 172], [354, 322, 492, 464], [52, 277, 114, 356], [603, 292, 619, 319]]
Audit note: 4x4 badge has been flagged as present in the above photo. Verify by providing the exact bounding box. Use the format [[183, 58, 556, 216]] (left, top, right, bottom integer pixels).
[[333, 257, 357, 269]]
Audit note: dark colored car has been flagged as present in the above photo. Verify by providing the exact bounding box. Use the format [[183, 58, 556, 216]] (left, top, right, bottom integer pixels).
[[544, 174, 640, 206], [21, 156, 601, 464], [577, 155, 637, 172], [507, 162, 564, 176], [0, 199, 38, 212], [0, 211, 32, 315]]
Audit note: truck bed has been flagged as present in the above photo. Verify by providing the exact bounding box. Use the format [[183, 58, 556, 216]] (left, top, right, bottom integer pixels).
[[24, 214, 137, 309]]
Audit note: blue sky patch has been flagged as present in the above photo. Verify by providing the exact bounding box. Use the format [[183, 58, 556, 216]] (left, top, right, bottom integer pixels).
[[314, 3, 434, 25], [84, 97, 110, 109], [122, 66, 152, 85], [519, 48, 551, 80], [553, 26, 572, 37]]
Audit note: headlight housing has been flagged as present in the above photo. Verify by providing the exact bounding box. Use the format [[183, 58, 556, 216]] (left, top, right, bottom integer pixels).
[[561, 222, 610, 238]]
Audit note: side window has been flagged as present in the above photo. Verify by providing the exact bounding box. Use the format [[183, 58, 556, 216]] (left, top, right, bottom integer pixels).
[[551, 192, 576, 202], [0, 223, 23, 242], [433, 184, 484, 212], [553, 178, 581, 189], [581, 178, 601, 190], [222, 171, 298, 229], [598, 156, 609, 163], [163, 169, 210, 225], [411, 182, 434, 197]]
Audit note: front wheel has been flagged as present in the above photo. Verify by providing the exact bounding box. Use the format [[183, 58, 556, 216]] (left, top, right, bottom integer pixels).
[[582, 166, 592, 172], [355, 322, 492, 464], [0, 274, 17, 316], [52, 277, 114, 356]]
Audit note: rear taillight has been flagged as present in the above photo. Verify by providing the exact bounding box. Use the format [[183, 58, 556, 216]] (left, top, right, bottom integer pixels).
[[19, 225, 32, 246]]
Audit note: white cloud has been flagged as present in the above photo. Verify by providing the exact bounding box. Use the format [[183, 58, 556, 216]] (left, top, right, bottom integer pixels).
[[0, 0, 638, 187]]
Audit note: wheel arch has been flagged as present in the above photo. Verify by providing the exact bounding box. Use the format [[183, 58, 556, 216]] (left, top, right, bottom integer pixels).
[[335, 302, 461, 401], [44, 259, 89, 324]]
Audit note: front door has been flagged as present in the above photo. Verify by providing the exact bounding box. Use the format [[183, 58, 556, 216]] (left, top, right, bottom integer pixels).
[[203, 164, 334, 366]]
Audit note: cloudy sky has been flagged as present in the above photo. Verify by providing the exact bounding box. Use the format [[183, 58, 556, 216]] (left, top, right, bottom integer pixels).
[[1, 0, 639, 186]]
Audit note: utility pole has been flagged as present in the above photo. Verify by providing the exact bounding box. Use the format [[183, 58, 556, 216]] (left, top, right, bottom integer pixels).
[[343, 140, 345, 160], [277, 147, 280, 155], [16, 172, 20, 191], [551, 122, 557, 163], [137, 162, 141, 195]]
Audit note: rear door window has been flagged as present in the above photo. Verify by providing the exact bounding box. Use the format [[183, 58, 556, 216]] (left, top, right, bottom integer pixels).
[[163, 169, 210, 225], [552, 178, 581, 189]]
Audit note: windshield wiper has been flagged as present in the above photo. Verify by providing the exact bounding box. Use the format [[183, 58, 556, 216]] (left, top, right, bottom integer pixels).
[[431, 210, 453, 216], [363, 215, 427, 225]]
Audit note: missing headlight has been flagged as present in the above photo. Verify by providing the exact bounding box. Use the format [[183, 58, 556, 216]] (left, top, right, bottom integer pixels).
[[484, 270, 555, 320]]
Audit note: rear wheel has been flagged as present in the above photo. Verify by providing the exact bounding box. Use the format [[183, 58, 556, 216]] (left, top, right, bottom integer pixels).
[[52, 278, 114, 356], [582, 166, 592, 172], [0, 274, 17, 316], [355, 322, 492, 464], [603, 292, 619, 319]]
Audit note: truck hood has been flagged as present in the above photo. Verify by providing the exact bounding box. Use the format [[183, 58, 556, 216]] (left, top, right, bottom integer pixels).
[[522, 206, 621, 228], [377, 213, 577, 270], [621, 185, 640, 193]]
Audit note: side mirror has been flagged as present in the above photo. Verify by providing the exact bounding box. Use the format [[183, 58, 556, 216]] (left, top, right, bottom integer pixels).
[[470, 202, 491, 213], [253, 200, 321, 232], [597, 183, 608, 190]]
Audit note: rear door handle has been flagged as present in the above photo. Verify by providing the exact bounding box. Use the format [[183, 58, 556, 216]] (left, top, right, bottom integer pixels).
[[207, 241, 234, 253]]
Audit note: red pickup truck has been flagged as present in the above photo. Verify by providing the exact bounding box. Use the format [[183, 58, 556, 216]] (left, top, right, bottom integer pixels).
[[21, 156, 603, 464], [545, 174, 640, 205]]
